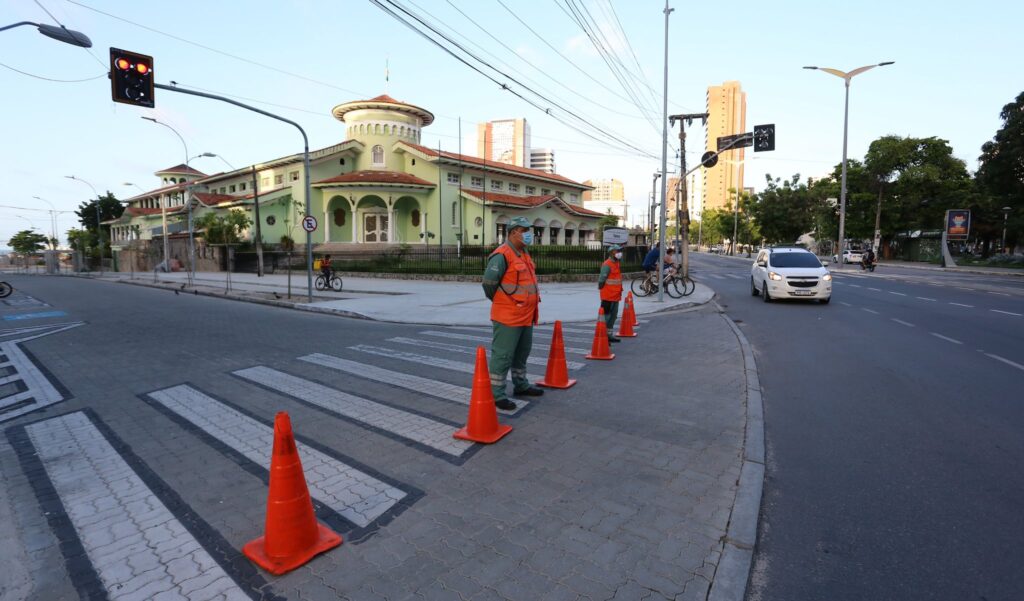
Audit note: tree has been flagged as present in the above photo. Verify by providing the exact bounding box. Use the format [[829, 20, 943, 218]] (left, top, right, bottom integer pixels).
[[196, 210, 253, 245], [977, 91, 1024, 252], [74, 192, 124, 253], [596, 214, 619, 236], [8, 230, 48, 255], [749, 174, 820, 244]]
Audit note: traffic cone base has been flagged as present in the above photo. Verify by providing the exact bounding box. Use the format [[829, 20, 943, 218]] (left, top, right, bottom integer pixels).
[[454, 346, 513, 444], [537, 320, 578, 388], [243, 523, 342, 576], [244, 412, 342, 576], [587, 309, 616, 360]]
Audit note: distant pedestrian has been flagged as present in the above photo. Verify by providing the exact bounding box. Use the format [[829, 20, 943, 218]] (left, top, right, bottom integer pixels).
[[482, 216, 544, 410], [598, 245, 624, 343]]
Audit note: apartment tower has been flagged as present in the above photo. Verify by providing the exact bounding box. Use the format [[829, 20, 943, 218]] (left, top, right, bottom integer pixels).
[[477, 118, 531, 167], [703, 81, 746, 212]]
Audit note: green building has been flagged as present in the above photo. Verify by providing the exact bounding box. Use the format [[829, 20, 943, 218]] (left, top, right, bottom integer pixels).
[[107, 95, 602, 270]]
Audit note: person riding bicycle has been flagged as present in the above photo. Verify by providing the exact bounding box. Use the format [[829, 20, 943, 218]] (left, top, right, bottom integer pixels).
[[319, 254, 333, 280], [642, 244, 660, 274], [861, 248, 876, 268]]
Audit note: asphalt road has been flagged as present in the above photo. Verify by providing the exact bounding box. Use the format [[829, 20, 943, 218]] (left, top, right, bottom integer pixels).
[[688, 253, 1024, 601]]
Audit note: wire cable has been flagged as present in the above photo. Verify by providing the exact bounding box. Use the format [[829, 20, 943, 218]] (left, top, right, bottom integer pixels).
[[0, 62, 106, 82]]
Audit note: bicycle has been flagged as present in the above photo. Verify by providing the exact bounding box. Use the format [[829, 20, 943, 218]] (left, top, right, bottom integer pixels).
[[0, 281, 11, 298], [314, 271, 343, 292], [630, 271, 695, 298]]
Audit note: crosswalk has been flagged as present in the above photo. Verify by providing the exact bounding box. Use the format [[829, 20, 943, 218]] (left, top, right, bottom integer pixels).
[[1, 322, 83, 423], [8, 322, 586, 599]]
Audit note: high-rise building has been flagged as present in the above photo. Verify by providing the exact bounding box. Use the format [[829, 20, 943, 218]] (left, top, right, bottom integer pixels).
[[702, 81, 746, 212], [477, 118, 531, 167], [530, 148, 556, 174], [582, 178, 627, 224]]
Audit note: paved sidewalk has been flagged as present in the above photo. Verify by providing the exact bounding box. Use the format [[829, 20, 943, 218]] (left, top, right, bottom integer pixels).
[[95, 271, 714, 326]]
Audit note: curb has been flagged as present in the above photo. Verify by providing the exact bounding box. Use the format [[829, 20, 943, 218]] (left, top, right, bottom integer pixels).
[[707, 300, 765, 601]]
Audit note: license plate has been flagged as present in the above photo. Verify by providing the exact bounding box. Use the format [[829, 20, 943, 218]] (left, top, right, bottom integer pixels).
[[793, 290, 814, 296]]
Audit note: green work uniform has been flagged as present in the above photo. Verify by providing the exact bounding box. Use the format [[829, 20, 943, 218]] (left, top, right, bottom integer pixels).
[[482, 246, 535, 401], [598, 262, 619, 337]]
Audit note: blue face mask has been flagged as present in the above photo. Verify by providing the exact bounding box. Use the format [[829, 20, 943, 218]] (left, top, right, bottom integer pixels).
[[520, 231, 533, 245]]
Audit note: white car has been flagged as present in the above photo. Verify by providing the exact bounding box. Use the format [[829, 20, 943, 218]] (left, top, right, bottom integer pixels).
[[751, 247, 832, 304], [832, 249, 863, 264]]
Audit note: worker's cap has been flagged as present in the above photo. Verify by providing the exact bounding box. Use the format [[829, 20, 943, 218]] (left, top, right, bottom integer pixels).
[[508, 216, 531, 230], [607, 244, 623, 253]]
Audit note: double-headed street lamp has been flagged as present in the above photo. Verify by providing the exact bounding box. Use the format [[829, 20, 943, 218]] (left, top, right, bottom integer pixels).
[[192, 152, 236, 172], [64, 175, 105, 274], [805, 61, 894, 268], [142, 116, 198, 284]]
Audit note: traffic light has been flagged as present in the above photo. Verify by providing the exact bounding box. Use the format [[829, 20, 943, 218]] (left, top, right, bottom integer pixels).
[[754, 124, 775, 152], [109, 48, 154, 107]]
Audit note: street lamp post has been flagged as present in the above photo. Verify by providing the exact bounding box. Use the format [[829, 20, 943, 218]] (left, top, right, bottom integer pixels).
[[64, 175, 103, 274], [142, 117, 196, 285], [804, 61, 894, 269], [1002, 207, 1012, 253], [650, 172, 662, 243], [0, 21, 92, 47], [32, 196, 58, 248]]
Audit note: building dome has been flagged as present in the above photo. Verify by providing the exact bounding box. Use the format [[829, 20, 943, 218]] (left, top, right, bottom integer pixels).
[[331, 94, 434, 126]]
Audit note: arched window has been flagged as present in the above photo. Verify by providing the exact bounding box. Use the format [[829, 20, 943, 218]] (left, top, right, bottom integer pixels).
[[334, 208, 346, 226], [451, 202, 457, 225], [372, 145, 384, 165], [411, 209, 420, 227]]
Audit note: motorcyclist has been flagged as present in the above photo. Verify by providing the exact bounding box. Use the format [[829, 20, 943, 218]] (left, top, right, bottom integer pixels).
[[861, 248, 876, 270]]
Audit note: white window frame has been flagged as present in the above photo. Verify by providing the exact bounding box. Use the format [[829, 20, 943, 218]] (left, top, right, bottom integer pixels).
[[508, 182, 520, 194], [447, 172, 460, 185], [525, 186, 536, 195], [491, 180, 503, 191], [471, 176, 484, 188], [371, 145, 385, 166], [289, 171, 299, 182]]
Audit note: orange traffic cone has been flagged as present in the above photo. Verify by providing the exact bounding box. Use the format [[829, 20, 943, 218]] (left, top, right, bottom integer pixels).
[[617, 303, 637, 338], [244, 412, 342, 575], [586, 308, 616, 360], [537, 321, 577, 389], [454, 346, 513, 443], [627, 293, 639, 328]]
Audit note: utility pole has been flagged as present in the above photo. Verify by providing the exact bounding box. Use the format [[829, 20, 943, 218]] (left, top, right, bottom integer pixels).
[[656, 0, 673, 302], [252, 166, 263, 276], [669, 112, 708, 278]]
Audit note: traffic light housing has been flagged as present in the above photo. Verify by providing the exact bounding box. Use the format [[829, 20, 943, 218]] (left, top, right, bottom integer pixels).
[[754, 124, 775, 152], [110, 48, 154, 107]]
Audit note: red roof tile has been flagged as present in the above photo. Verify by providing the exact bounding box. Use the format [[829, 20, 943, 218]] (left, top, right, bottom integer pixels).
[[399, 142, 585, 187], [368, 94, 402, 103], [123, 206, 186, 216], [461, 190, 603, 218], [313, 170, 436, 187], [155, 164, 207, 176], [193, 192, 237, 206]]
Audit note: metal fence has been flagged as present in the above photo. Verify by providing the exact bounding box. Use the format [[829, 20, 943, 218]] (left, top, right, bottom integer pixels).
[[233, 245, 648, 276]]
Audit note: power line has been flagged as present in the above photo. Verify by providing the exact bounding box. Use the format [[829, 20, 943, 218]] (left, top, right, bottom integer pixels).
[[0, 62, 106, 82], [370, 0, 661, 159]]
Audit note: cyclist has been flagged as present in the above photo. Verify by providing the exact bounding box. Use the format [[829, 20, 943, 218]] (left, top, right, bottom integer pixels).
[[642, 243, 660, 274], [319, 254, 333, 281], [663, 247, 677, 277]]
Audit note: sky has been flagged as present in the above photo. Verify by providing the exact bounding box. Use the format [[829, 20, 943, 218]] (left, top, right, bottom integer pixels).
[[2, 0, 1022, 249]]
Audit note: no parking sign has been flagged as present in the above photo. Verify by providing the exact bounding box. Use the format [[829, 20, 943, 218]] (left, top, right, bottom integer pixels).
[[302, 216, 318, 233]]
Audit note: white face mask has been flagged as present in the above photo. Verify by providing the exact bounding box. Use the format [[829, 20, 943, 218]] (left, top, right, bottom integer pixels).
[[613, 252, 623, 260]]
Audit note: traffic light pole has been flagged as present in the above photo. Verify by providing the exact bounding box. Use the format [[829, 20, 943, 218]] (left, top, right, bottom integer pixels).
[[153, 83, 313, 302], [668, 112, 708, 279]]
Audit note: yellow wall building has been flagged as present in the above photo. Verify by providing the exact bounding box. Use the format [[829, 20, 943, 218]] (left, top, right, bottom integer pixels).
[[703, 81, 747, 212]]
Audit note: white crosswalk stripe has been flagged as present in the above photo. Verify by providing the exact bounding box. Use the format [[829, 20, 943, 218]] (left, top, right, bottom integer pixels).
[[349, 345, 546, 381], [233, 366, 473, 457], [148, 385, 406, 527], [24, 412, 250, 601], [299, 353, 528, 414], [387, 337, 586, 368], [419, 331, 591, 355], [1, 340, 65, 423]]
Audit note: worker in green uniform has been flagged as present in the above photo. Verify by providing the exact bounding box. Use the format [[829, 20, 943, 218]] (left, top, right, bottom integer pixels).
[[482, 216, 544, 410], [598, 244, 624, 343]]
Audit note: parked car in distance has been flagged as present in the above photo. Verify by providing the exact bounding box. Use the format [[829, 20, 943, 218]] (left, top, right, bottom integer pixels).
[[709, 244, 724, 254], [832, 249, 864, 264], [752, 247, 832, 304]]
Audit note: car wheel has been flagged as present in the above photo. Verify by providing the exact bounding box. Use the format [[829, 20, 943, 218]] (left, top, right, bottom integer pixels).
[[751, 277, 759, 296], [819, 296, 831, 304], [762, 281, 771, 303]]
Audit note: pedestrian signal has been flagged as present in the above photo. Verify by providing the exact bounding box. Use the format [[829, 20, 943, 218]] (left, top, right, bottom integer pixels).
[[754, 124, 775, 152], [109, 48, 154, 108]]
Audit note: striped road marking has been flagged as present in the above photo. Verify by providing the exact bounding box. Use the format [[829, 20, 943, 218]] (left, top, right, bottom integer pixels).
[[419, 331, 591, 355], [148, 385, 406, 527], [22, 412, 251, 600], [349, 345, 544, 381], [930, 333, 963, 345], [950, 302, 974, 308], [891, 318, 915, 327], [233, 366, 473, 458], [991, 309, 1022, 317], [299, 353, 528, 415], [387, 337, 586, 368], [986, 353, 1024, 372], [1, 341, 65, 423]]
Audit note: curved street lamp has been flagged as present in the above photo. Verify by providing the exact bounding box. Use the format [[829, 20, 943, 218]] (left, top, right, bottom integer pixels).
[[65, 175, 106, 274], [0, 21, 92, 48], [142, 116, 195, 283], [804, 61, 894, 268]]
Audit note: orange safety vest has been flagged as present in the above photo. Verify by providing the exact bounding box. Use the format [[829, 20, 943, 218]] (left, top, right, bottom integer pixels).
[[600, 258, 623, 302], [489, 243, 540, 326]]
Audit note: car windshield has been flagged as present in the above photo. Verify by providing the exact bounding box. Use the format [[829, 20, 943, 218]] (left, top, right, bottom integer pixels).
[[770, 252, 823, 268]]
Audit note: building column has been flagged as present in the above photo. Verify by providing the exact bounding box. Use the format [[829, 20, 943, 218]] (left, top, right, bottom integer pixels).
[[387, 207, 395, 243], [349, 198, 359, 243], [323, 205, 330, 244]]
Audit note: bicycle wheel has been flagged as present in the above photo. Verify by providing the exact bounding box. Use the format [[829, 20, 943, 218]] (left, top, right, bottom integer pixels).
[[330, 276, 343, 292], [664, 277, 683, 298], [680, 276, 696, 297], [314, 275, 327, 291], [630, 276, 652, 297], [0, 281, 12, 298]]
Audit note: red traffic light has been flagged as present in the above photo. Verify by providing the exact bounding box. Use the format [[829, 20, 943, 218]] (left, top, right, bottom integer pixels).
[[135, 62, 150, 75], [115, 57, 131, 70], [110, 47, 155, 108]]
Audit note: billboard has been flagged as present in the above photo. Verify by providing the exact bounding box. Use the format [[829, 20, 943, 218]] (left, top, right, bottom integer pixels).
[[945, 210, 971, 239], [602, 227, 629, 245]]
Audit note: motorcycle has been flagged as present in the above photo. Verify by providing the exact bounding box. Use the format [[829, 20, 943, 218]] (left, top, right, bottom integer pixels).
[[860, 257, 877, 272]]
